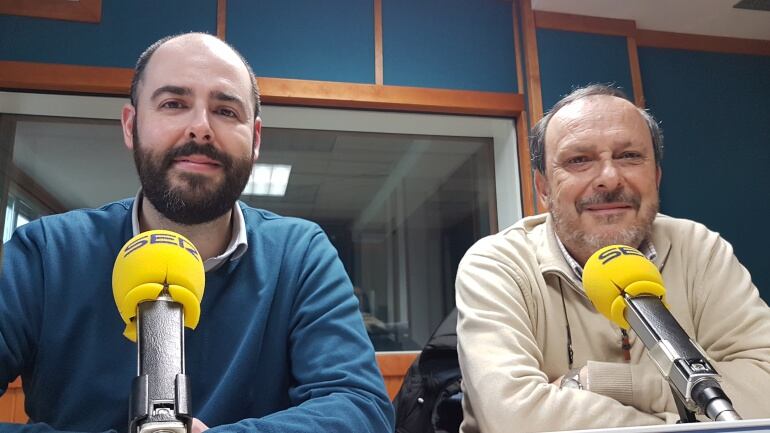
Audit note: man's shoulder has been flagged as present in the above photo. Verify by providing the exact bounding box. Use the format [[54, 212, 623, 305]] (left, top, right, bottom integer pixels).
[[471, 214, 548, 253], [238, 203, 324, 241], [18, 199, 132, 237], [463, 214, 549, 271], [652, 213, 719, 242]]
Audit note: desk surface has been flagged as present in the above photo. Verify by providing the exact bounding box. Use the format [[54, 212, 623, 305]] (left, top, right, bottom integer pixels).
[[562, 419, 770, 433]]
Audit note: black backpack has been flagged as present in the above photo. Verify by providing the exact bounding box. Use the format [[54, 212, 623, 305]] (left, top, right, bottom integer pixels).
[[393, 309, 463, 433]]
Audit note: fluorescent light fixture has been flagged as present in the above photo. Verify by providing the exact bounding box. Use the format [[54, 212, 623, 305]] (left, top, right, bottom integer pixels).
[[245, 163, 292, 196]]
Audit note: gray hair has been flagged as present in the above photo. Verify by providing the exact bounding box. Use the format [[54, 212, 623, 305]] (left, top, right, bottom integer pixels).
[[529, 84, 663, 174]]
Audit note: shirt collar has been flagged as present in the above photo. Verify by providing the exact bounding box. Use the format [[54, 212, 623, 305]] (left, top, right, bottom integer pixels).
[[131, 190, 248, 272], [554, 234, 657, 279]]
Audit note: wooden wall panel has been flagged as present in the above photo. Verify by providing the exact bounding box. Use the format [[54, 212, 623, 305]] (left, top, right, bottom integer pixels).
[[0, 378, 26, 423], [376, 352, 418, 399]]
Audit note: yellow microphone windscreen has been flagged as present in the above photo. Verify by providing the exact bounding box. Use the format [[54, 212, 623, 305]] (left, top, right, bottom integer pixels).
[[112, 230, 205, 341], [582, 245, 666, 329]]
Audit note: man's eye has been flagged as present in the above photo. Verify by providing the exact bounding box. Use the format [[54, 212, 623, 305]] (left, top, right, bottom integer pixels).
[[619, 152, 642, 159], [217, 108, 238, 118], [160, 101, 184, 109], [567, 156, 589, 165]]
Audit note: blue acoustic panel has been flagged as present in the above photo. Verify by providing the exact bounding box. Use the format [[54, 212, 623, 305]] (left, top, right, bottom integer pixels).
[[537, 29, 634, 111], [640, 47, 770, 299], [226, 0, 375, 84], [382, 0, 517, 93], [0, 1, 216, 68]]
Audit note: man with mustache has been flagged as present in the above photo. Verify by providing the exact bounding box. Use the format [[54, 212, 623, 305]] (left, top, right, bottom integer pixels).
[[0, 33, 394, 433], [455, 85, 770, 432]]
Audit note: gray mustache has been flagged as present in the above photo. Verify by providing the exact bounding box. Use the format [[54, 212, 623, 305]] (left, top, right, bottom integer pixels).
[[576, 190, 640, 212]]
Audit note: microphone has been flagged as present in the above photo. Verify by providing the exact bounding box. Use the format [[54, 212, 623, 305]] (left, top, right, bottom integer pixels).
[[582, 245, 741, 422], [113, 230, 206, 433]]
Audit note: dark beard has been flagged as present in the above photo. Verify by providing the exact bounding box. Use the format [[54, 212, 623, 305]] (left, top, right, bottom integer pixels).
[[132, 122, 253, 225]]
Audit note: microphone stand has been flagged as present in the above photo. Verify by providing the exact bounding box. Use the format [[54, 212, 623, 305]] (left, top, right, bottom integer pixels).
[[130, 288, 192, 433], [671, 384, 698, 423]]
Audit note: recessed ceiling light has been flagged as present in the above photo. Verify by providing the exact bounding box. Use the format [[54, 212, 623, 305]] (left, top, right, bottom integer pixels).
[[244, 163, 292, 197]]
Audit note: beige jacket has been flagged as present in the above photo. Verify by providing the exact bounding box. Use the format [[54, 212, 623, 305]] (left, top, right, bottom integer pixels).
[[456, 213, 770, 433]]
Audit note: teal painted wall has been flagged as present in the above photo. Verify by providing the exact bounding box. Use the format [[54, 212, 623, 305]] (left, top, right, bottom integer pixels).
[[537, 29, 634, 110], [0, 0, 518, 92], [226, 0, 375, 83], [640, 47, 770, 299], [382, 0, 518, 92], [0, 1, 217, 68]]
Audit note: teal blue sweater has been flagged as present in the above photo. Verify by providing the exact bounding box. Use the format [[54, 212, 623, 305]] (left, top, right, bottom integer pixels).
[[0, 199, 394, 433]]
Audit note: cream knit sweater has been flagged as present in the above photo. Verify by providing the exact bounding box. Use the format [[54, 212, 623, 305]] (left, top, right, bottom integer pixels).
[[456, 213, 770, 433]]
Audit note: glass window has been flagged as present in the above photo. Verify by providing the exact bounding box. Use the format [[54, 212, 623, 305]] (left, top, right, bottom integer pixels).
[[246, 129, 495, 350], [0, 92, 522, 351]]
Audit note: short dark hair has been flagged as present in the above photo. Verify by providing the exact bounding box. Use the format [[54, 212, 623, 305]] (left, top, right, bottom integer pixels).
[[129, 32, 261, 118], [529, 84, 663, 174]]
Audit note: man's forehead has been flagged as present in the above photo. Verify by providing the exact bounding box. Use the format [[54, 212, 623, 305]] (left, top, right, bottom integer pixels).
[[142, 34, 250, 89], [546, 95, 646, 147], [554, 95, 636, 124]]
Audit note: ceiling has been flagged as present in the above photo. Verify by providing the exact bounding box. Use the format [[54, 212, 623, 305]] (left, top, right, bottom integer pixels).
[[533, 0, 770, 40]]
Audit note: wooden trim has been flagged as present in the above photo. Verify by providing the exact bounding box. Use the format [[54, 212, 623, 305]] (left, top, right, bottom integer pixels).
[[0, 0, 101, 23], [627, 35, 645, 108], [516, 113, 538, 216], [258, 77, 524, 117], [0, 62, 523, 117], [0, 61, 132, 95], [532, 11, 770, 58], [374, 0, 384, 85], [9, 164, 68, 214], [519, 0, 543, 123], [637, 29, 770, 57], [534, 11, 636, 37], [376, 352, 418, 399], [216, 0, 227, 40]]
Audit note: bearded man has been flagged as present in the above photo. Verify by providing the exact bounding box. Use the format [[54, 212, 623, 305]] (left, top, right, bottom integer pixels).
[[455, 85, 770, 433], [0, 33, 394, 433]]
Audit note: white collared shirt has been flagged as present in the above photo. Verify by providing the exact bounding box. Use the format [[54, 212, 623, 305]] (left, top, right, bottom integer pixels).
[[555, 234, 657, 279], [131, 190, 248, 272]]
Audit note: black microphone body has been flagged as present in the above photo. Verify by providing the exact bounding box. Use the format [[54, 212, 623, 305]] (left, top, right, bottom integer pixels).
[[625, 295, 741, 421]]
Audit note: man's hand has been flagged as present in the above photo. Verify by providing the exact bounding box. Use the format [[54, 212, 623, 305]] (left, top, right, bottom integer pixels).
[[191, 418, 209, 433]]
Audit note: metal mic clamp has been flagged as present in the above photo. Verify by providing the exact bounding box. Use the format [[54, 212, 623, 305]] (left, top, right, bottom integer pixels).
[[129, 289, 192, 433], [625, 295, 741, 422]]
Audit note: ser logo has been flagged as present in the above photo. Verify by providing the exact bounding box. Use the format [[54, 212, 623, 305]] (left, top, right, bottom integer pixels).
[[598, 246, 644, 265], [123, 233, 200, 261]]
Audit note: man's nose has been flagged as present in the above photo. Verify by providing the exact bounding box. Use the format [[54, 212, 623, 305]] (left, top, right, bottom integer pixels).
[[592, 159, 623, 190], [186, 108, 214, 143]]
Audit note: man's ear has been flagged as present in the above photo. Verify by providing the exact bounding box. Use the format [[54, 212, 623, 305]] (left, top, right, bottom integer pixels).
[[252, 117, 262, 160], [535, 170, 550, 210], [121, 104, 136, 150], [656, 166, 662, 189]]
